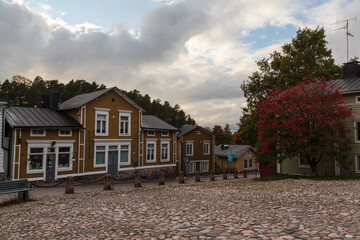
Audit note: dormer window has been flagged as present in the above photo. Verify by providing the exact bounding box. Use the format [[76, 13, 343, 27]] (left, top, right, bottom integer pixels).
[[30, 129, 45, 137]]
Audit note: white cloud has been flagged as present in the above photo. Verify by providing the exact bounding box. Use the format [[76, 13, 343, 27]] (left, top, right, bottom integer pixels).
[[0, 0, 358, 132]]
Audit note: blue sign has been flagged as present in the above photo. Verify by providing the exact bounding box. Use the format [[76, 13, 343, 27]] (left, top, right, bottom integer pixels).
[[227, 154, 234, 162], [185, 157, 190, 163]]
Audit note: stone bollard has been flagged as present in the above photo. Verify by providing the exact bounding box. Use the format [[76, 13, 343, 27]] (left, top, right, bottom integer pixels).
[[209, 170, 215, 181], [234, 170, 238, 179], [195, 171, 201, 182], [18, 179, 30, 200], [103, 174, 113, 190], [179, 171, 185, 184], [243, 170, 247, 178], [65, 176, 74, 194], [134, 172, 141, 188], [159, 172, 165, 185], [223, 170, 227, 180]]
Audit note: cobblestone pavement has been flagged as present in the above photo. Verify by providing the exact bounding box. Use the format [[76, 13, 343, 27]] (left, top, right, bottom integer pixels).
[[1, 178, 360, 239]]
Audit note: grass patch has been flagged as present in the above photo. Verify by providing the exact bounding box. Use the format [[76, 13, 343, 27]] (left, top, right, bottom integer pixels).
[[254, 174, 360, 182], [0, 198, 35, 208]]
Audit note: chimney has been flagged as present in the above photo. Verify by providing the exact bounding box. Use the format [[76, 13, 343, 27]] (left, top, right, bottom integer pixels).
[[343, 61, 360, 79], [50, 91, 59, 111], [41, 93, 50, 108]]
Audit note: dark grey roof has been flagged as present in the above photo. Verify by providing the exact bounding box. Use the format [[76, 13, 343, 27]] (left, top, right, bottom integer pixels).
[[214, 145, 254, 159], [5, 107, 83, 129], [332, 76, 360, 94], [141, 115, 178, 131], [59, 87, 143, 111], [178, 125, 213, 137]]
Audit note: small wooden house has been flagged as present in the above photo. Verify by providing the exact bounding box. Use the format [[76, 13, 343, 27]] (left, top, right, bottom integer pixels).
[[214, 144, 258, 172]]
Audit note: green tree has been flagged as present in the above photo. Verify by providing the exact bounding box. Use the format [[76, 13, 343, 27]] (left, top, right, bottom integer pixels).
[[213, 125, 225, 145], [239, 26, 342, 147], [224, 123, 234, 144]]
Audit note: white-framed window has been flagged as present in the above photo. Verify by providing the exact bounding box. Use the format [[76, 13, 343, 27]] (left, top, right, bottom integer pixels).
[[161, 141, 170, 162], [249, 158, 253, 168], [244, 159, 248, 169], [355, 121, 360, 143], [186, 142, 194, 156], [95, 111, 109, 136], [298, 155, 310, 168], [120, 144, 131, 165], [247, 150, 251, 156], [30, 129, 46, 137], [355, 96, 360, 103], [203, 142, 210, 155], [147, 131, 155, 136], [188, 162, 195, 174], [57, 145, 73, 171], [119, 112, 131, 136], [95, 145, 106, 167], [161, 131, 169, 136], [201, 161, 209, 172], [28, 147, 45, 172], [196, 131, 201, 135], [146, 141, 156, 163], [59, 129, 72, 137], [356, 155, 360, 173]]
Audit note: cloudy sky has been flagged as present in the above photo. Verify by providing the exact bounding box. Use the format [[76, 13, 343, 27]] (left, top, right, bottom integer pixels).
[[0, 0, 359, 131]]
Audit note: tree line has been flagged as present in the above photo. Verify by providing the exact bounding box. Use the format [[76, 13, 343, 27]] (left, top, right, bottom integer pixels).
[[0, 75, 196, 127]]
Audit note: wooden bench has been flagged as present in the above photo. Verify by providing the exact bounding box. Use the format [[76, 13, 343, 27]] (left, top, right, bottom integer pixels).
[[0, 179, 34, 200]]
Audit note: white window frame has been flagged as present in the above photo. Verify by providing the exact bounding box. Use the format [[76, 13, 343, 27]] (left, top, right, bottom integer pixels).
[[119, 143, 131, 166], [355, 96, 360, 103], [354, 121, 360, 143], [186, 142, 194, 156], [95, 110, 109, 136], [147, 131, 155, 136], [119, 112, 131, 136], [244, 159, 248, 169], [201, 160, 209, 172], [57, 144, 74, 171], [146, 140, 157, 163], [58, 129, 72, 137], [27, 145, 45, 174], [298, 155, 310, 168], [30, 129, 46, 137], [160, 140, 170, 162], [203, 142, 210, 155], [94, 144, 107, 167], [196, 131, 201, 135], [356, 155, 360, 173], [161, 131, 169, 136], [249, 158, 253, 168]]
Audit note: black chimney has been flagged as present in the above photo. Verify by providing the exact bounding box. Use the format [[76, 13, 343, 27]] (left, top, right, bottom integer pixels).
[[50, 91, 59, 111], [343, 61, 360, 79], [41, 93, 50, 108]]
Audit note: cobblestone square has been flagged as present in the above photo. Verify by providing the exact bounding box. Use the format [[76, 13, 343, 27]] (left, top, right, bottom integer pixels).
[[1, 178, 360, 239]]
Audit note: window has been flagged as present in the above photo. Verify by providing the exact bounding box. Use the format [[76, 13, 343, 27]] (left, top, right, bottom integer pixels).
[[147, 131, 155, 136], [186, 142, 194, 156], [201, 161, 209, 172], [58, 147, 71, 169], [161, 131, 169, 136], [356, 96, 360, 103], [249, 159, 253, 168], [95, 111, 109, 136], [298, 155, 310, 168], [356, 155, 360, 173], [247, 150, 251, 156], [119, 113, 131, 136], [30, 129, 45, 136], [355, 121, 360, 142], [161, 141, 169, 162], [203, 142, 210, 155], [28, 147, 44, 171], [146, 141, 156, 162], [95, 146, 106, 166], [120, 144, 130, 165], [59, 129, 72, 136], [196, 131, 201, 135], [244, 159, 248, 169]]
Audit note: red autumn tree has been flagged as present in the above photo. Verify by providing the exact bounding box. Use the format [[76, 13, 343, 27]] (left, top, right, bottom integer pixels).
[[255, 78, 353, 176]]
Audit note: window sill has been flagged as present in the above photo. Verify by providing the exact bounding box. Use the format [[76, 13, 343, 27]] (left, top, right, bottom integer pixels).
[[58, 167, 72, 172], [94, 164, 106, 168], [161, 159, 170, 162], [95, 133, 108, 137], [27, 170, 44, 174], [120, 163, 131, 166], [146, 160, 156, 163]]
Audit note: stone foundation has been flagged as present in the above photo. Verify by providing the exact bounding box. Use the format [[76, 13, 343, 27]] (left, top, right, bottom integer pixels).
[[119, 166, 176, 180]]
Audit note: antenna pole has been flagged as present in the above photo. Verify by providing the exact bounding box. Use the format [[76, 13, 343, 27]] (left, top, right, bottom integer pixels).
[[333, 17, 356, 62]]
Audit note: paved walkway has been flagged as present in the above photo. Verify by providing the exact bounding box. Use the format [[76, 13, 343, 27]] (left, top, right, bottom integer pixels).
[[1, 174, 359, 239]]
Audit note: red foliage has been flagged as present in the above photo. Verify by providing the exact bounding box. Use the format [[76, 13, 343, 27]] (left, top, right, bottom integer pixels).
[[255, 78, 353, 158]]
